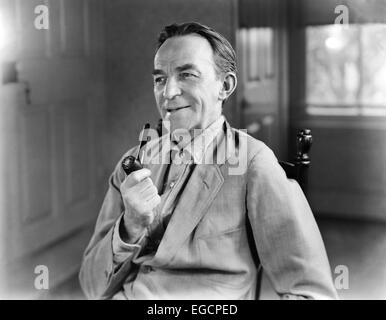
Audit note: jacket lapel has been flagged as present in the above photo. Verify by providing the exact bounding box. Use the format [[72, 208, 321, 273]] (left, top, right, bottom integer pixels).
[[142, 134, 171, 192], [203, 120, 237, 167], [153, 121, 238, 265], [154, 163, 224, 264]]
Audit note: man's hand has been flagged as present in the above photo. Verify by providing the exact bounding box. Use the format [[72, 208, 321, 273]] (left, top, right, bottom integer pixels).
[[119, 168, 161, 243]]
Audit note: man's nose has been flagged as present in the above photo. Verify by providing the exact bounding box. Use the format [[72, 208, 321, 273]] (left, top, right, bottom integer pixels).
[[163, 77, 181, 100]]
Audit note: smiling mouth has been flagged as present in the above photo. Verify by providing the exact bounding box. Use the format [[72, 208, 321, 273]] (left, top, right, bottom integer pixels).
[[166, 106, 190, 113]]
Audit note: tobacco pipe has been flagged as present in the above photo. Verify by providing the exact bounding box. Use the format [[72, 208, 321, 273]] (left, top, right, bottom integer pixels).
[[121, 155, 144, 176], [121, 123, 151, 175], [121, 119, 163, 175]]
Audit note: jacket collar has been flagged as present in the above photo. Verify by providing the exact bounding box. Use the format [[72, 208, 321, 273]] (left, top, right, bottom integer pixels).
[[142, 117, 238, 168]]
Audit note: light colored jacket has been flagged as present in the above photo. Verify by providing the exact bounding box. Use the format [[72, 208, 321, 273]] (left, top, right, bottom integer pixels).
[[79, 121, 338, 299]]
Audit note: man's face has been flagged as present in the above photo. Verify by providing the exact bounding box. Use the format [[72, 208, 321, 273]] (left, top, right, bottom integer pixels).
[[153, 34, 224, 134]]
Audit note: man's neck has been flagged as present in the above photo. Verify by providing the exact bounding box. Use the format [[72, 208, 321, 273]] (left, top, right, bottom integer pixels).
[[170, 115, 223, 147]]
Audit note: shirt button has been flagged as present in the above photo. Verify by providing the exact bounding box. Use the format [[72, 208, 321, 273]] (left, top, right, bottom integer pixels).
[[169, 181, 175, 188]]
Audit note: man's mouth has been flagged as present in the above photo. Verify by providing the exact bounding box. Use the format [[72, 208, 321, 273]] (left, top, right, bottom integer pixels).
[[166, 106, 190, 113]]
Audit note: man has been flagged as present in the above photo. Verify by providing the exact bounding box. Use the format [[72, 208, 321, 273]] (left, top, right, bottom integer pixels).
[[79, 22, 338, 300]]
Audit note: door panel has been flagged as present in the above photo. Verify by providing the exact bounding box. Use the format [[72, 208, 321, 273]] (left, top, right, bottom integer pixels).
[[237, 0, 288, 159], [0, 0, 106, 298], [20, 107, 53, 224], [64, 104, 90, 207], [61, 0, 86, 56]]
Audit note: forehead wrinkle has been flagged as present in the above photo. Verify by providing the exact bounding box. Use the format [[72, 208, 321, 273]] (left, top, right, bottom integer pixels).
[[154, 57, 217, 73]]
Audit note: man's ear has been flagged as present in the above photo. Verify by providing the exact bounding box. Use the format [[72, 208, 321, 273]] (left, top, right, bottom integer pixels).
[[219, 72, 237, 102]]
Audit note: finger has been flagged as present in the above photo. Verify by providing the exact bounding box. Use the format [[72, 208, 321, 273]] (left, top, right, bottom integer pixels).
[[143, 190, 159, 202], [142, 185, 159, 201], [137, 177, 155, 192], [122, 168, 152, 189], [131, 180, 157, 197], [146, 194, 161, 209], [128, 168, 152, 184]]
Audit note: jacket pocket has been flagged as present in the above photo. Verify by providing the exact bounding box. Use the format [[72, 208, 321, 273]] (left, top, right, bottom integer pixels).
[[196, 225, 245, 240], [197, 226, 248, 269]]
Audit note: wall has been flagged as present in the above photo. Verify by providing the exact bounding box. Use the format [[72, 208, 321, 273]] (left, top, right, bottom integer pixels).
[[105, 0, 238, 170], [288, 0, 386, 221], [291, 119, 386, 222]]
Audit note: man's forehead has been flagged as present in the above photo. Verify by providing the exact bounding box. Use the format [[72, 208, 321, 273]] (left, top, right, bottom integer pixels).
[[154, 56, 215, 70], [154, 35, 216, 69]]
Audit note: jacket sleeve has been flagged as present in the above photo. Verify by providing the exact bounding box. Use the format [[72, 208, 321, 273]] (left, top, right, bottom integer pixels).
[[246, 146, 338, 299], [78, 151, 145, 299]]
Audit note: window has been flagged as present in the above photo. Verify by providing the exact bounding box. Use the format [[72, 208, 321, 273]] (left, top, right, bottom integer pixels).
[[306, 24, 386, 116], [238, 28, 274, 84]]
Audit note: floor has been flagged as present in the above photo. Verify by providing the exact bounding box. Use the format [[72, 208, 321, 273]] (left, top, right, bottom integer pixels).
[[319, 216, 386, 299], [260, 216, 386, 300], [47, 217, 386, 300], [43, 273, 86, 300]]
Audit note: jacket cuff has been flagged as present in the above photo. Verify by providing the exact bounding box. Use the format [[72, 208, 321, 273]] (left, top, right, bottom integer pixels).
[[112, 213, 147, 264]]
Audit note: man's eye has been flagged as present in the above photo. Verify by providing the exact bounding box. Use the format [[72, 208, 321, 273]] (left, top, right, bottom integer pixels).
[[180, 72, 196, 79], [154, 77, 166, 85]]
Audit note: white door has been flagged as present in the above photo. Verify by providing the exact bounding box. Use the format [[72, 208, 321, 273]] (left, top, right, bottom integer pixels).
[[0, 0, 106, 298]]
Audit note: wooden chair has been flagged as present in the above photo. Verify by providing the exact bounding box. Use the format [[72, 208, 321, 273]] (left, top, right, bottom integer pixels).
[[253, 128, 313, 299], [279, 129, 313, 196]]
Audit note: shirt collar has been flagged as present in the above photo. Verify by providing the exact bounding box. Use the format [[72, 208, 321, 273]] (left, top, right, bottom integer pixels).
[[170, 115, 225, 164]]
